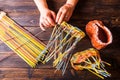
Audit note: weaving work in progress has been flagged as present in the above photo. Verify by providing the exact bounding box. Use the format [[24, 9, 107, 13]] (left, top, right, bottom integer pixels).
[[0, 11, 112, 79], [0, 11, 85, 70], [40, 22, 85, 75], [0, 11, 47, 67]]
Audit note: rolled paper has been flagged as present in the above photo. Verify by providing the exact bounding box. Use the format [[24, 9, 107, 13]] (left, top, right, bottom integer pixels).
[[86, 20, 112, 50], [0, 11, 47, 67]]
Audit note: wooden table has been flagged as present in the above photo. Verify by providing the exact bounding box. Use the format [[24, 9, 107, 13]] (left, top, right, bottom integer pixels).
[[0, 0, 120, 80]]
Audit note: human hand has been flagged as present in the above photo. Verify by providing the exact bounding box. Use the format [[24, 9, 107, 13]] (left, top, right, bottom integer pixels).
[[56, 3, 75, 24], [39, 8, 56, 31]]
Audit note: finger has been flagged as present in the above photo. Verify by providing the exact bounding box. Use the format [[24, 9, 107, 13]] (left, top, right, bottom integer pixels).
[[42, 21, 49, 28], [64, 14, 69, 21], [39, 23, 45, 31], [51, 11, 56, 21], [64, 13, 71, 22], [47, 16, 55, 26], [44, 19, 51, 27], [56, 11, 62, 23], [58, 11, 66, 24]]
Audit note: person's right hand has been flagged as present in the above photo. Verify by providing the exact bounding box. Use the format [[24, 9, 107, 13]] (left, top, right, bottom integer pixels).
[[39, 8, 56, 31]]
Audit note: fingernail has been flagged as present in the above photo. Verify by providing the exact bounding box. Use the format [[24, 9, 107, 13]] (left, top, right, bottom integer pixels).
[[55, 19, 58, 23], [52, 23, 56, 26], [41, 26, 46, 31], [58, 21, 61, 24]]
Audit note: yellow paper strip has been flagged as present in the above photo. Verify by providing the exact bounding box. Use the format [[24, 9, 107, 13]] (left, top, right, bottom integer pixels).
[[0, 11, 47, 67]]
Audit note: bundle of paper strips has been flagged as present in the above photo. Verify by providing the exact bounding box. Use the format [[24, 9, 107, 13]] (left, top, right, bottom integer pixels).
[[0, 11, 47, 67]]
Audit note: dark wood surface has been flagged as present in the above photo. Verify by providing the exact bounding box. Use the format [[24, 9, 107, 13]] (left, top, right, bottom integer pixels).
[[0, 0, 120, 80]]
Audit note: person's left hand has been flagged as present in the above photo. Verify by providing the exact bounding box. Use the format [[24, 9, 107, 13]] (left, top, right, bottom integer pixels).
[[56, 3, 75, 24]]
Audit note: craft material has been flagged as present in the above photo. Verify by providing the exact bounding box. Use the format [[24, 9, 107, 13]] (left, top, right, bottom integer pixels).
[[71, 48, 111, 79], [40, 22, 85, 75], [86, 20, 112, 50], [0, 11, 47, 67]]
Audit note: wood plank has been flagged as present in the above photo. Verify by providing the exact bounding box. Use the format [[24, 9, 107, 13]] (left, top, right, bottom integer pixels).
[[0, 68, 62, 78], [100, 0, 120, 5], [0, 68, 120, 80], [0, 0, 120, 80]]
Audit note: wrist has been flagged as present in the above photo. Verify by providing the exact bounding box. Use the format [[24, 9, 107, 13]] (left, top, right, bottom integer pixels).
[[65, 3, 75, 7], [66, 0, 78, 7], [39, 8, 49, 14], [39, 7, 48, 12], [34, 0, 48, 13]]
